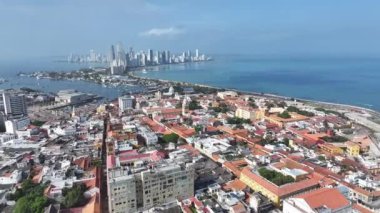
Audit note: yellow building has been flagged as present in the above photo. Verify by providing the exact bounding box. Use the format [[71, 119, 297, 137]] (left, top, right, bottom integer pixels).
[[264, 112, 309, 128], [97, 104, 107, 114], [240, 167, 319, 206], [346, 142, 360, 157], [319, 143, 344, 155], [235, 107, 256, 120], [255, 109, 266, 120]]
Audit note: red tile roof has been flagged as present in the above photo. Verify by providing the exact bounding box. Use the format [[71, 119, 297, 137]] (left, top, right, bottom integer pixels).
[[352, 203, 373, 213], [296, 188, 350, 210], [223, 179, 247, 191]]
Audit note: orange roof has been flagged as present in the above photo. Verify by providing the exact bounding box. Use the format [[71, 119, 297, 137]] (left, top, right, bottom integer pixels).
[[304, 132, 329, 142], [296, 188, 350, 210], [223, 179, 247, 191], [223, 159, 248, 178], [73, 156, 89, 170], [352, 203, 373, 213], [230, 202, 246, 213], [161, 108, 182, 115]]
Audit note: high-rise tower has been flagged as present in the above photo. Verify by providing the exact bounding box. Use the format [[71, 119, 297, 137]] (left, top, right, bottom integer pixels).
[[0, 91, 28, 118]]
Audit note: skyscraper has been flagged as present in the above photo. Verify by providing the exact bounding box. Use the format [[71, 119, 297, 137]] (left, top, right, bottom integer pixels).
[[161, 51, 166, 64], [110, 43, 127, 75], [165, 51, 170, 64], [109, 45, 116, 61], [0, 91, 28, 118], [89, 49, 96, 62], [156, 51, 161, 64], [148, 49, 154, 65]]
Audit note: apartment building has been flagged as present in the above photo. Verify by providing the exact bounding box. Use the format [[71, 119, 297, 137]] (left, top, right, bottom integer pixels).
[[107, 153, 195, 213]]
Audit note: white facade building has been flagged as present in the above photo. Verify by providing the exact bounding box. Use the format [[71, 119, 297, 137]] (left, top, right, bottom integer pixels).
[[107, 159, 195, 213], [0, 133, 17, 143], [118, 96, 135, 113], [138, 126, 158, 146], [5, 117, 30, 134]]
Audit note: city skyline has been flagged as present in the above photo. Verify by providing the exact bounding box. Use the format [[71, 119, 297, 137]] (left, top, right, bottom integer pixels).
[[1, 0, 380, 60]]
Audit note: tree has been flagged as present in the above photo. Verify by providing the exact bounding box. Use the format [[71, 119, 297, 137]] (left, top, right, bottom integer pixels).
[[286, 106, 315, 117], [162, 133, 179, 143], [13, 180, 50, 213], [14, 197, 29, 213], [62, 183, 88, 208], [188, 100, 202, 110], [227, 117, 251, 125], [321, 135, 348, 143], [194, 125, 203, 133], [30, 196, 48, 213], [278, 111, 291, 119], [258, 167, 295, 186]]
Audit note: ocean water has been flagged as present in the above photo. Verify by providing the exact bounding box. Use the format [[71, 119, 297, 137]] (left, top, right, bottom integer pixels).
[[0, 56, 379, 111], [135, 55, 380, 110], [0, 57, 131, 100]]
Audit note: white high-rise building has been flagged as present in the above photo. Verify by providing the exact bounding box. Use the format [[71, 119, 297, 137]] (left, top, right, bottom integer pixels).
[[0, 91, 28, 118], [118, 95, 135, 113], [110, 43, 127, 75], [89, 49, 96, 62], [107, 157, 195, 213]]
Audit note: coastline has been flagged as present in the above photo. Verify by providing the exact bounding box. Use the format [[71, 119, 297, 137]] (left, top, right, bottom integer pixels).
[[128, 70, 380, 116]]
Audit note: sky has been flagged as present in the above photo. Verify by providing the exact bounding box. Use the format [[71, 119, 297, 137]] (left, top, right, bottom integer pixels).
[[1, 0, 380, 59]]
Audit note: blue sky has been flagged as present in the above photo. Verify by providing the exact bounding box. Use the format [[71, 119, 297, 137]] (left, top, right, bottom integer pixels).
[[1, 0, 380, 59]]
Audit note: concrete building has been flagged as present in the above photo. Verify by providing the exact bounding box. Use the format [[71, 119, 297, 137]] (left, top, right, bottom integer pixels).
[[240, 166, 320, 206], [193, 137, 233, 160], [138, 126, 158, 146], [5, 117, 30, 134], [55, 90, 94, 104], [217, 91, 238, 99], [118, 96, 135, 113], [0, 91, 27, 118], [107, 155, 195, 213], [235, 107, 256, 120], [0, 133, 17, 143]]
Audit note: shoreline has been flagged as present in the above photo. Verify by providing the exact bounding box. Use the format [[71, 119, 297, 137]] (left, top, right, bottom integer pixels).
[[14, 62, 380, 117], [128, 70, 380, 116]]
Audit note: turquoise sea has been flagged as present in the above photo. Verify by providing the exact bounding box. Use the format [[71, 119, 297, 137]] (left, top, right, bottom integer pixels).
[[0, 55, 379, 110], [135, 55, 380, 111]]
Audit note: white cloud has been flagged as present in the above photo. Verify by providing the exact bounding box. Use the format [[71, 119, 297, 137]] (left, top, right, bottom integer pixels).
[[140, 27, 185, 37]]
